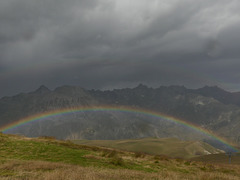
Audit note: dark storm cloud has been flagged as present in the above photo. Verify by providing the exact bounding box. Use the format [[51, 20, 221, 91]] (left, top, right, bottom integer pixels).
[[1, 0, 240, 97]]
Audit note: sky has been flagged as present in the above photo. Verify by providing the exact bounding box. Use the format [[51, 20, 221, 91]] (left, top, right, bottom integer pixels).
[[1, 0, 240, 97]]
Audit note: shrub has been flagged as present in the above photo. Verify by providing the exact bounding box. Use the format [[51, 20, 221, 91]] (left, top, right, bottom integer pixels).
[[110, 156, 125, 166], [134, 152, 146, 158], [38, 136, 56, 140], [154, 155, 169, 161], [107, 150, 117, 158], [184, 161, 191, 166]]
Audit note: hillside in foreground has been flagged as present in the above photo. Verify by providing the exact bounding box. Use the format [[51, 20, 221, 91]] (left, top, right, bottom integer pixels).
[[72, 137, 223, 159], [1, 133, 240, 179]]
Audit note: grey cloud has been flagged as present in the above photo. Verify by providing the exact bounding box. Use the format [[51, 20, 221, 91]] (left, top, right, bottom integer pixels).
[[1, 0, 240, 97]]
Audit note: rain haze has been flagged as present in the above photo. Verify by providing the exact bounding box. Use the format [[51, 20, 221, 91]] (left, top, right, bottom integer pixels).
[[1, 0, 240, 97]]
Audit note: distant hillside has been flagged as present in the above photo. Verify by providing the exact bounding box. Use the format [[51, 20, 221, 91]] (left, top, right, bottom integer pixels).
[[1, 84, 240, 148], [191, 152, 240, 165], [72, 137, 224, 159]]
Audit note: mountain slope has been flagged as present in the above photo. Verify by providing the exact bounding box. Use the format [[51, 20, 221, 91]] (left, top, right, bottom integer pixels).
[[192, 85, 240, 106], [1, 84, 240, 147]]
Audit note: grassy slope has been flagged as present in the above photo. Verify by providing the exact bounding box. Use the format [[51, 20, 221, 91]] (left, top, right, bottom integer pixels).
[[1, 133, 240, 180], [72, 137, 223, 159], [192, 153, 240, 165]]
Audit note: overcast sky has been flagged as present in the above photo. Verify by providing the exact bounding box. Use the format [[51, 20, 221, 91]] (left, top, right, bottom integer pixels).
[[1, 0, 240, 97]]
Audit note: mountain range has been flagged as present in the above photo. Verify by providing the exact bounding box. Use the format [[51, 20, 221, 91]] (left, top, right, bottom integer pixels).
[[1, 84, 240, 151]]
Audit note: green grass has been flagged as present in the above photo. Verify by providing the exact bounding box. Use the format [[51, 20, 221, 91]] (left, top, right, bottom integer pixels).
[[1, 133, 240, 179], [1, 134, 88, 165], [0, 133, 155, 172]]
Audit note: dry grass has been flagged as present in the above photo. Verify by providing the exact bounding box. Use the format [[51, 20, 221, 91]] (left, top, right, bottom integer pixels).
[[0, 160, 240, 180], [0, 160, 172, 180], [1, 133, 240, 180]]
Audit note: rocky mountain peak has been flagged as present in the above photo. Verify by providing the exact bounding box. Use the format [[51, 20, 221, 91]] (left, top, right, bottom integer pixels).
[[134, 84, 149, 90], [198, 85, 226, 92], [195, 85, 230, 98], [34, 85, 51, 94]]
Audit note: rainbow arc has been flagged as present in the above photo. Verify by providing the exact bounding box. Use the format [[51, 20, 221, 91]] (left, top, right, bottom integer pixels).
[[1, 105, 239, 152]]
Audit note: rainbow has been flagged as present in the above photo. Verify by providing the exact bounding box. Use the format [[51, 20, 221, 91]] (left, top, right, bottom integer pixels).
[[1, 105, 239, 152]]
